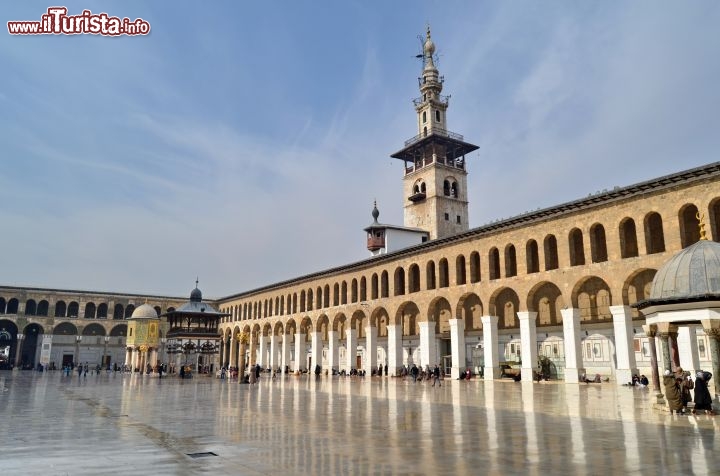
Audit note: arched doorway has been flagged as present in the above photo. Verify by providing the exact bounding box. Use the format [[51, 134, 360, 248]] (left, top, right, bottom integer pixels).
[[0, 320, 19, 369], [22, 324, 44, 368]]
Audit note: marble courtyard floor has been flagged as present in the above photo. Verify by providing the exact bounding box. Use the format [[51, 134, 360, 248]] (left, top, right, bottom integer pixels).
[[0, 371, 718, 475]]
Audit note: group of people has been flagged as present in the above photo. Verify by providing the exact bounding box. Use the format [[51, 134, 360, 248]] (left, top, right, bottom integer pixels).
[[663, 367, 715, 415]]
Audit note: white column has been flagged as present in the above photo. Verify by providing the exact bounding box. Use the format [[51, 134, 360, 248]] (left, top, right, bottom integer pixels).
[[677, 326, 700, 373], [294, 330, 305, 372], [281, 333, 290, 373], [517, 311, 538, 382], [310, 331, 321, 371], [387, 324, 402, 376], [124, 348, 132, 369], [269, 334, 278, 371], [346, 328, 357, 370], [364, 326, 377, 374], [482, 316, 501, 380], [258, 334, 267, 369], [449, 318, 466, 379], [419, 321, 436, 368], [561, 308, 583, 383], [328, 330, 339, 372], [610, 305, 638, 385]]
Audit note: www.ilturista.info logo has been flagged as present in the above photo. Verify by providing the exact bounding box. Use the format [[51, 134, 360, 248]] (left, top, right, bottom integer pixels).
[[7, 7, 151, 36]]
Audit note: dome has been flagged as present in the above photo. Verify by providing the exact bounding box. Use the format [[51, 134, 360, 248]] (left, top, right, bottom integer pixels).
[[190, 287, 202, 302], [131, 303, 158, 319], [423, 27, 435, 57], [650, 239, 720, 300]]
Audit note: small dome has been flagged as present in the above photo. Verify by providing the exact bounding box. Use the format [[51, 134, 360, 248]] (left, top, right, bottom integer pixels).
[[650, 240, 720, 300], [190, 287, 202, 302], [371, 201, 380, 222], [131, 303, 158, 319], [423, 27, 435, 57]]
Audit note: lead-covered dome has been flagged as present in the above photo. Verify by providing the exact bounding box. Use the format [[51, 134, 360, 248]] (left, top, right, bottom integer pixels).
[[650, 239, 720, 300], [131, 303, 158, 319]]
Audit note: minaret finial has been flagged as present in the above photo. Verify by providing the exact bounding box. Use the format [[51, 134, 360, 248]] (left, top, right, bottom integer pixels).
[[697, 212, 709, 240], [195, 277, 199, 288], [372, 200, 380, 223]]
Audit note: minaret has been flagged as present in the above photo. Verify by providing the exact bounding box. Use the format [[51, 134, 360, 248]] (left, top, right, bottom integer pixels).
[[390, 27, 478, 240]]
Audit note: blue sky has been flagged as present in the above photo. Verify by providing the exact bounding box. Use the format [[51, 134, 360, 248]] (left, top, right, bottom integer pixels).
[[1, 1, 719, 297]]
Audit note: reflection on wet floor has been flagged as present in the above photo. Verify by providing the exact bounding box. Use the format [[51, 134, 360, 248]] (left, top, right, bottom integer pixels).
[[0, 371, 718, 475]]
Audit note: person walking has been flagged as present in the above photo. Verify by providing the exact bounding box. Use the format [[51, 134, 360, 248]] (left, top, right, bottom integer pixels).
[[693, 371, 715, 415], [432, 364, 441, 387], [411, 364, 418, 383], [663, 370, 684, 414]]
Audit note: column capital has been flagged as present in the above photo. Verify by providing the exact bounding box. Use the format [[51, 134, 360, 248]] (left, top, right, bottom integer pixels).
[[481, 315, 499, 325], [643, 324, 657, 338], [609, 305, 632, 318], [16, 334, 25, 341], [517, 311, 538, 322], [704, 327, 720, 339]]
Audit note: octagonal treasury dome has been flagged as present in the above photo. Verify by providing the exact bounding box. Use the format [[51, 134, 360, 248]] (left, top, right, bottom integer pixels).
[[650, 239, 720, 301], [131, 303, 159, 319]]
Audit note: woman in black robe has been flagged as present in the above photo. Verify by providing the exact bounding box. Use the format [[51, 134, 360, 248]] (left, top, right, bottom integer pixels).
[[693, 371, 715, 415]]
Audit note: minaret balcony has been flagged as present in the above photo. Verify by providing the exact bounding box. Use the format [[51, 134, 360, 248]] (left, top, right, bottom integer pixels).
[[367, 236, 385, 251], [404, 127, 464, 147], [408, 191, 426, 202]]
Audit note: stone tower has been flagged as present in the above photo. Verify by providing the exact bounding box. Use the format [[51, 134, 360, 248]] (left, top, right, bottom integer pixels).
[[390, 27, 478, 240]]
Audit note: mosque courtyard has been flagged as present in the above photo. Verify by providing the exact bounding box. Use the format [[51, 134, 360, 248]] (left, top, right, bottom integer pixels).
[[0, 371, 718, 475]]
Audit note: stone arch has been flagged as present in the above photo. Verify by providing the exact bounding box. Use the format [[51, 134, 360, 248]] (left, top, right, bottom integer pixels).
[[0, 297, 5, 314], [123, 304, 133, 319], [109, 324, 127, 337], [96, 303, 107, 319], [262, 323, 272, 337], [82, 323, 106, 336], [298, 316, 312, 334], [394, 301, 420, 336], [273, 321, 284, 336], [20, 323, 43, 366], [544, 234, 559, 270], [709, 197, 720, 242], [371, 273, 379, 299], [438, 259, 449, 288], [82, 302, 95, 319], [350, 310, 367, 338], [316, 314, 330, 333], [619, 217, 639, 258], [568, 228, 585, 266], [6, 298, 18, 315], [622, 268, 657, 318], [489, 247, 500, 280], [428, 296, 452, 334], [0, 319, 18, 336], [469, 251, 481, 283], [644, 212, 665, 254], [53, 322, 78, 335], [426, 261, 436, 290], [527, 281, 565, 327], [408, 264, 421, 293], [359, 277, 367, 301], [489, 287, 521, 329], [394, 266, 406, 296], [504, 244, 517, 277], [332, 313, 347, 337], [456, 254, 466, 285], [55, 300, 67, 317], [333, 283, 340, 306], [679, 203, 701, 248], [456, 293, 483, 331], [25, 299, 37, 316], [381, 271, 389, 298], [351, 279, 358, 302], [285, 318, 297, 335], [526, 240, 539, 274], [23, 323, 44, 335], [589, 223, 608, 263], [370, 307, 389, 337], [572, 276, 612, 322]]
